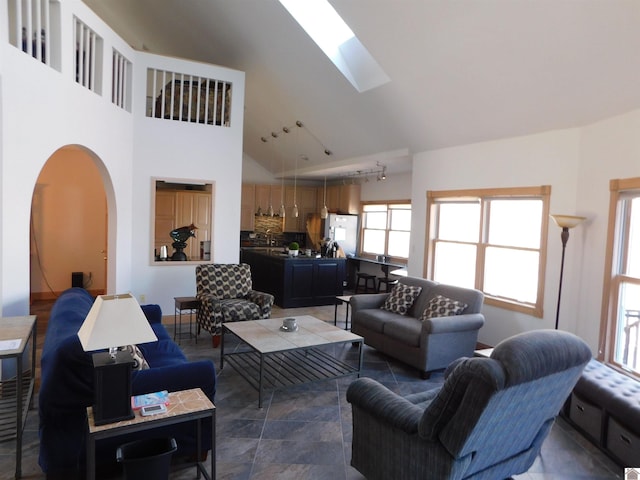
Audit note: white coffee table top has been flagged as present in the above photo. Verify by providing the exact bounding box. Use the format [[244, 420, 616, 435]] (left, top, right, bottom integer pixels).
[[223, 315, 362, 354]]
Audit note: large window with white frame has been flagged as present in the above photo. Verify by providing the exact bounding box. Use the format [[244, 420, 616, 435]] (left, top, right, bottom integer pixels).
[[601, 178, 640, 378], [426, 186, 550, 316], [360, 202, 411, 260]]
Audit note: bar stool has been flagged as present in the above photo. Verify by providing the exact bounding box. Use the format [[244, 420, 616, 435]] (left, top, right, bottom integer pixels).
[[377, 277, 399, 293], [355, 273, 377, 293]]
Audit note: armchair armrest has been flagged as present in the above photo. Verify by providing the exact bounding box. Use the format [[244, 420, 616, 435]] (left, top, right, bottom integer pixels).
[[350, 293, 388, 313], [247, 290, 275, 316], [346, 378, 425, 434], [422, 313, 485, 334]]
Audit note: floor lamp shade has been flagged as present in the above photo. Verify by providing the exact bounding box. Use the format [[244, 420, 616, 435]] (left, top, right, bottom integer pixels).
[[77, 294, 158, 425]]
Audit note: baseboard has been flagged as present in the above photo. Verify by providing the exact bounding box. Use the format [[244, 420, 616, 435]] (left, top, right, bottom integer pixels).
[[31, 289, 105, 302]]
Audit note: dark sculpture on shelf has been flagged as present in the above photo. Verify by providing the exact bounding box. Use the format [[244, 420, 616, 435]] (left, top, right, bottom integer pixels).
[[170, 224, 197, 261]]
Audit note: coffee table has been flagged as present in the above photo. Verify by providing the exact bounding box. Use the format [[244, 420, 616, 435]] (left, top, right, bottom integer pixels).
[[221, 315, 364, 407]]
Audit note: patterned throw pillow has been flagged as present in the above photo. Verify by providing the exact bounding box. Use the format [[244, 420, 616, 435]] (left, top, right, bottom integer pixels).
[[381, 283, 423, 315], [421, 295, 468, 320], [119, 345, 150, 370]]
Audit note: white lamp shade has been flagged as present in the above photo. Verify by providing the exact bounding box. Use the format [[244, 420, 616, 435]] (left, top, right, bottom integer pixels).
[[78, 293, 158, 352], [550, 214, 586, 229]]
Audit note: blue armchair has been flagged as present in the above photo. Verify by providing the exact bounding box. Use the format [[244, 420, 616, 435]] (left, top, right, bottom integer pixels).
[[346, 329, 592, 480]]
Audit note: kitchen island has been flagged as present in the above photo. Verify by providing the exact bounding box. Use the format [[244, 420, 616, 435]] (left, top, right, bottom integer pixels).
[[241, 248, 346, 308]]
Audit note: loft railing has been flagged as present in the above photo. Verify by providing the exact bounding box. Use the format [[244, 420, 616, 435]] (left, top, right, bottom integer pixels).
[[146, 68, 232, 127], [5, 1, 234, 127]]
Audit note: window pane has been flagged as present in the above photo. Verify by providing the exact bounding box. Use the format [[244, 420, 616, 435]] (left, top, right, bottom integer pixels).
[[614, 282, 640, 373], [484, 247, 539, 303], [438, 203, 480, 242], [362, 229, 385, 254], [388, 231, 410, 258], [433, 241, 476, 288], [627, 197, 640, 277], [488, 199, 542, 249], [390, 209, 411, 230], [365, 211, 387, 229]]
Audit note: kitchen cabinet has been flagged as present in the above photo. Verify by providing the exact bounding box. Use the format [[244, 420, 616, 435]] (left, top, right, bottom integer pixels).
[[321, 184, 361, 215], [255, 184, 282, 215], [240, 184, 255, 231], [241, 249, 346, 307], [176, 191, 211, 261], [284, 186, 317, 232], [155, 190, 177, 256]]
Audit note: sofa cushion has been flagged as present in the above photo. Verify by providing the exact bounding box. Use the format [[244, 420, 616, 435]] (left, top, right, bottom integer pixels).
[[382, 283, 422, 315], [422, 295, 468, 320], [355, 308, 400, 333], [383, 316, 422, 347]]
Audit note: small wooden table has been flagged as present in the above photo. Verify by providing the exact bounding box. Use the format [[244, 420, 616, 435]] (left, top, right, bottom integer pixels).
[[86, 388, 215, 480], [174, 296, 201, 343], [0, 315, 37, 480]]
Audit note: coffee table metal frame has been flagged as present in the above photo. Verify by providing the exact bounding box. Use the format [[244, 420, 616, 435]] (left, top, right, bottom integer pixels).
[[221, 316, 363, 407]]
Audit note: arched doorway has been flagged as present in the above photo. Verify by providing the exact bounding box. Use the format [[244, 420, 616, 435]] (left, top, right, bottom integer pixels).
[[30, 145, 108, 301]]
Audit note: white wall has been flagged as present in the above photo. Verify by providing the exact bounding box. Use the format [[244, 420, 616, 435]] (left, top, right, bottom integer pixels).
[[409, 116, 640, 353], [411, 129, 584, 348], [0, 2, 245, 317]]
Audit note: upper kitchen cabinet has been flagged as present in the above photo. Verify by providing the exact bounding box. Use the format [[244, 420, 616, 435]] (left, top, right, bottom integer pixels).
[[255, 184, 282, 216], [241, 184, 255, 231], [284, 186, 317, 232], [153, 180, 213, 263], [321, 184, 361, 215]]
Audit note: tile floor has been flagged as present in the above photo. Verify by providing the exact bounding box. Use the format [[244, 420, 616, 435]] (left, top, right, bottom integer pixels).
[[0, 301, 626, 479]]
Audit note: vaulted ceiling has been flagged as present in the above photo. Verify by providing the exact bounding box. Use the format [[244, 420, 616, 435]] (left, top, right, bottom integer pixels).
[[83, 0, 640, 180]]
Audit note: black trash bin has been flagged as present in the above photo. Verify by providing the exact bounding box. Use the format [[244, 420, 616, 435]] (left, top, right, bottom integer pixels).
[[116, 437, 177, 480]]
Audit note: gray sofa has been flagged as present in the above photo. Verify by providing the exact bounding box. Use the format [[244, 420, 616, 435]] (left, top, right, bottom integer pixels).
[[350, 276, 485, 377]]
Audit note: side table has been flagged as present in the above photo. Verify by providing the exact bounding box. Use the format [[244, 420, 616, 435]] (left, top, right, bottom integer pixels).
[[86, 387, 215, 480], [0, 315, 37, 479], [174, 297, 201, 343], [334, 295, 353, 330]]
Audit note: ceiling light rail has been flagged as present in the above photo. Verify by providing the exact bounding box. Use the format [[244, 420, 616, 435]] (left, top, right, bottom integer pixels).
[[259, 120, 333, 159]]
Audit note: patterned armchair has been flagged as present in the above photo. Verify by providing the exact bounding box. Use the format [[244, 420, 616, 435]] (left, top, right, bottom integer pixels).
[[196, 264, 274, 339], [347, 330, 592, 480]]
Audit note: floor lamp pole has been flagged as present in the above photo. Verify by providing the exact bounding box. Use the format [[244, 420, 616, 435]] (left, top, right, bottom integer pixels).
[[554, 227, 570, 330]]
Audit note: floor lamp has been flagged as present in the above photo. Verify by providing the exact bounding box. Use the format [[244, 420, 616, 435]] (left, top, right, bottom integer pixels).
[[550, 214, 586, 330]]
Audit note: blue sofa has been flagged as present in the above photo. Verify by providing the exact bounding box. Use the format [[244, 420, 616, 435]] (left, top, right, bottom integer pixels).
[[38, 287, 217, 478]]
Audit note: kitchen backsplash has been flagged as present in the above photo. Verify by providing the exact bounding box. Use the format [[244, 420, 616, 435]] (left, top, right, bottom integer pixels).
[[240, 215, 306, 248]]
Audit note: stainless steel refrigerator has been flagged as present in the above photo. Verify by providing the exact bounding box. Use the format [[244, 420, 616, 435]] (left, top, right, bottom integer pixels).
[[324, 213, 359, 257]]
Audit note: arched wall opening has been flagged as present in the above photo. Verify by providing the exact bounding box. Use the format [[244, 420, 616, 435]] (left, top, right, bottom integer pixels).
[[30, 145, 114, 300]]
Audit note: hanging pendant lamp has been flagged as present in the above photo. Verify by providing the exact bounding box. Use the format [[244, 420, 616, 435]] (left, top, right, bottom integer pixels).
[[320, 175, 328, 219]]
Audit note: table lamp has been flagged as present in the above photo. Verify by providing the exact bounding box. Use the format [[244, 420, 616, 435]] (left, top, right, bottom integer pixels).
[[78, 293, 158, 425]]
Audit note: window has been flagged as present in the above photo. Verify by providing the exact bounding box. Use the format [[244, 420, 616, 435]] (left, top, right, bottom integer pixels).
[[361, 202, 411, 260], [426, 186, 550, 316], [601, 178, 640, 377]]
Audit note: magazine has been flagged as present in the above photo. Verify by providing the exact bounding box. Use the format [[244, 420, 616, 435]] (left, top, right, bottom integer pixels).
[[131, 390, 170, 410]]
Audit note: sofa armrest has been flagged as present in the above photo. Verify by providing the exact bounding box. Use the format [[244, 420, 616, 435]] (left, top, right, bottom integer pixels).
[[141, 304, 162, 325], [131, 359, 217, 401], [422, 313, 485, 334], [351, 293, 388, 313], [347, 377, 425, 434]]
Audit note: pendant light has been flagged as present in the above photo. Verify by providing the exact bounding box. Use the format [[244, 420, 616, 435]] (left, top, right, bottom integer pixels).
[[293, 121, 302, 218], [320, 175, 328, 219], [267, 134, 275, 216], [279, 129, 287, 218]]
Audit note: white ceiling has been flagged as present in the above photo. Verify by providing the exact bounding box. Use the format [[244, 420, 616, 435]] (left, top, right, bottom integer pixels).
[[82, 0, 640, 180]]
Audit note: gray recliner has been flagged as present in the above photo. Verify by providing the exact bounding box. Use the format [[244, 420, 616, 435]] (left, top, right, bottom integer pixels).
[[347, 329, 592, 480]]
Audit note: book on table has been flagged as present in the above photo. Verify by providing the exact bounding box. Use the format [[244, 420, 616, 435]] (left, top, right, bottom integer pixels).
[[131, 390, 169, 410]]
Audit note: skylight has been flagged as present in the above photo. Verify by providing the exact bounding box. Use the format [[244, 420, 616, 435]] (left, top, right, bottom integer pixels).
[[279, 0, 390, 93]]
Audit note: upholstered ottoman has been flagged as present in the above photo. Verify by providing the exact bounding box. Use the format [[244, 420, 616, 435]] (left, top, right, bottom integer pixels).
[[568, 359, 640, 465]]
